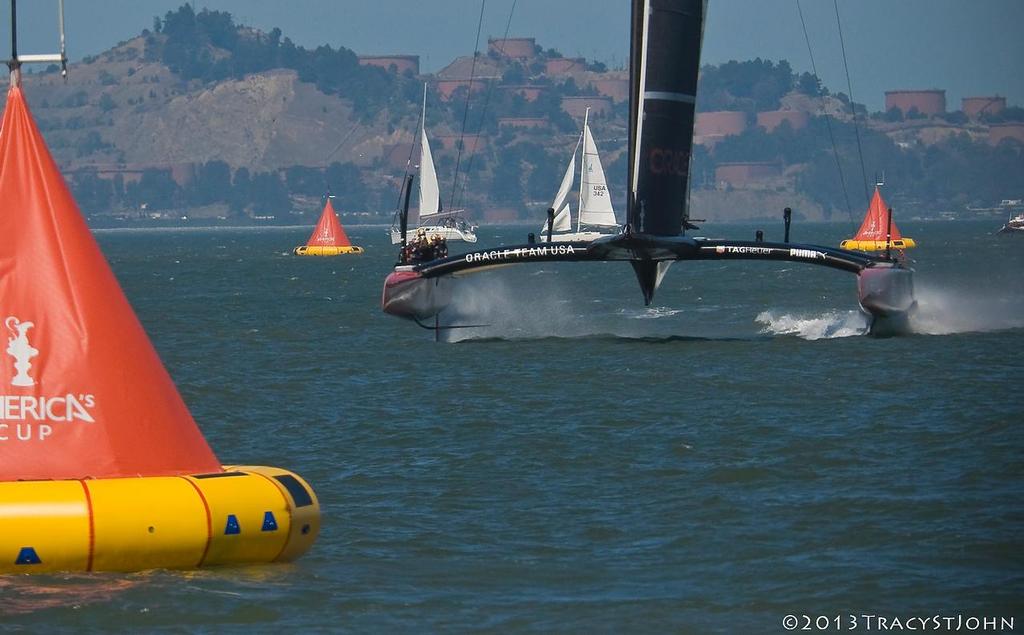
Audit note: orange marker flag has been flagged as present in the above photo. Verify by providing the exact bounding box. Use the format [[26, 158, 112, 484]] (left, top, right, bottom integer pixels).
[[0, 85, 221, 480], [841, 186, 916, 250], [304, 199, 352, 247]]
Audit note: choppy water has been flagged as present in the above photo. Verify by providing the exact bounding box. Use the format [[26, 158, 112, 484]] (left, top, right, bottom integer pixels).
[[2, 220, 1022, 632]]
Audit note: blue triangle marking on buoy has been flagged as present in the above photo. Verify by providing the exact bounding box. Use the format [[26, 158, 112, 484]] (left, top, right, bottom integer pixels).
[[15, 547, 41, 565], [261, 511, 278, 532], [224, 514, 241, 535]]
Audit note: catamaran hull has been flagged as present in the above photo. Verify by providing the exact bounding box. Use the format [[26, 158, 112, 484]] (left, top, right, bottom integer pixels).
[[390, 226, 478, 244], [382, 269, 454, 321], [857, 266, 916, 335], [381, 236, 916, 336]]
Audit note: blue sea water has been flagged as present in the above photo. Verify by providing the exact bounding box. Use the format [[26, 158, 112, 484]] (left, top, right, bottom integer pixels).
[[1, 220, 1022, 632]]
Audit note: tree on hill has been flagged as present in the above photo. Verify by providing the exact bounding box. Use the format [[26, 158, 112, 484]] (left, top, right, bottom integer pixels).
[[187, 160, 232, 206], [71, 173, 115, 214], [150, 4, 411, 121], [489, 145, 527, 204], [698, 58, 796, 111], [285, 165, 326, 197], [325, 162, 370, 210], [521, 142, 563, 202], [249, 171, 289, 215], [126, 169, 180, 210]]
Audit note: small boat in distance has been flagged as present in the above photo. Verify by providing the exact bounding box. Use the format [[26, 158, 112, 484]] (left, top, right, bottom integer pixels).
[[294, 196, 364, 256], [840, 183, 917, 252], [390, 85, 477, 245], [998, 211, 1024, 234], [540, 107, 620, 242]]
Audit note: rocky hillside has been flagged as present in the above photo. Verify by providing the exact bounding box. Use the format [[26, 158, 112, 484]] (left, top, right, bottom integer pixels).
[[17, 37, 398, 172], [4, 4, 1020, 224]]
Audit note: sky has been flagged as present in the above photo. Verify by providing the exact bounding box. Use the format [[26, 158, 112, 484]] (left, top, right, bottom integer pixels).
[[4, 1, 1022, 112]]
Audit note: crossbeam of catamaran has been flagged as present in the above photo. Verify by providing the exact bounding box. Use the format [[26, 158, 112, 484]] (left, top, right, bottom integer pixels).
[[381, 0, 916, 336]]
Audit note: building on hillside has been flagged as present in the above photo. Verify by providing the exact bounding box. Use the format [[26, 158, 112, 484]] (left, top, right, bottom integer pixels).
[[561, 96, 613, 120], [962, 96, 1006, 119], [989, 123, 1024, 146], [488, 37, 537, 60], [756, 110, 809, 132], [436, 55, 503, 81], [589, 77, 629, 103], [435, 134, 489, 154], [545, 57, 585, 76], [694, 111, 748, 147], [71, 165, 143, 185], [72, 163, 197, 187], [714, 162, 782, 188], [885, 89, 946, 116], [357, 55, 420, 76], [500, 85, 548, 102], [435, 79, 488, 102], [696, 111, 749, 136], [498, 117, 549, 130]]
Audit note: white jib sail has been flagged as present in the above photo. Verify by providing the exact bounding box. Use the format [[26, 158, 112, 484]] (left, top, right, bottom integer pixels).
[[579, 124, 616, 227], [545, 142, 578, 233], [418, 126, 440, 218]]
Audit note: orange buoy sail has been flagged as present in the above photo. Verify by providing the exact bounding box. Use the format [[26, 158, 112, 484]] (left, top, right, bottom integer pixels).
[[840, 186, 917, 251], [293, 198, 364, 255], [0, 83, 319, 573], [0, 85, 222, 480]]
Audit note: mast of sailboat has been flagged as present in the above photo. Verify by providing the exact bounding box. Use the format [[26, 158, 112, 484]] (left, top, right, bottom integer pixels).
[[8, 0, 13, 76], [6, 0, 69, 85], [418, 82, 427, 219], [627, 0, 650, 226], [577, 106, 590, 233], [400, 174, 414, 252], [878, 172, 892, 258], [420, 82, 427, 147]]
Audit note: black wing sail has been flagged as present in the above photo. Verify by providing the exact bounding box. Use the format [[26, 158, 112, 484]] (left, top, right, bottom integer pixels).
[[628, 0, 707, 237]]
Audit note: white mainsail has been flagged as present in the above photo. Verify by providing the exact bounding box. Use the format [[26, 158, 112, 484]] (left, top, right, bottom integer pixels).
[[579, 122, 616, 228], [544, 135, 581, 234], [418, 125, 440, 218]]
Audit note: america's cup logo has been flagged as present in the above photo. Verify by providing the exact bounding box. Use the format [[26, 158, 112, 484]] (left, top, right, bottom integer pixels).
[[5, 316, 38, 387]]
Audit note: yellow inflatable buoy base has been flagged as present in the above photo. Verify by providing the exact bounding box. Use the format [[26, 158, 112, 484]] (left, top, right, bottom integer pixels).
[[840, 238, 916, 251], [293, 245, 364, 256], [0, 466, 319, 573]]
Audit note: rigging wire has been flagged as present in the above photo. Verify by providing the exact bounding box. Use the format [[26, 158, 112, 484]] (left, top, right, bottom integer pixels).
[[455, 0, 518, 209], [323, 116, 363, 198], [795, 0, 855, 226], [833, 0, 871, 207], [449, 0, 487, 211], [324, 120, 362, 165]]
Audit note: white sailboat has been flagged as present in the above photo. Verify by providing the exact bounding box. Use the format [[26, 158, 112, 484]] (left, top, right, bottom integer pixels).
[[390, 85, 478, 244], [540, 107, 620, 242]]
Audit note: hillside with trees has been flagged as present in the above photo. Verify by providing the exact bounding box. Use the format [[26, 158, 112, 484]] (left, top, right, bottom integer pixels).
[[6, 4, 1021, 225]]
